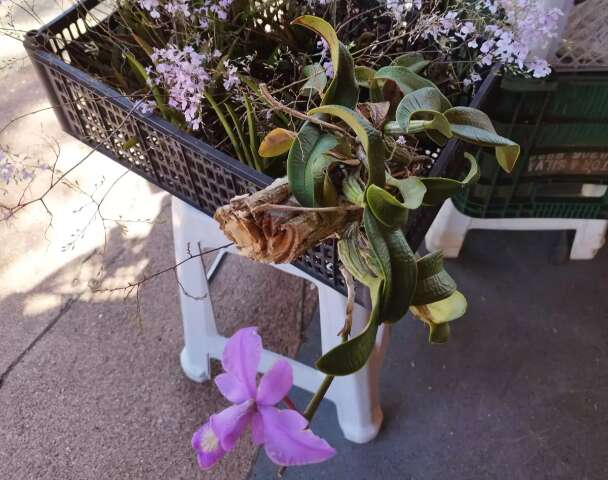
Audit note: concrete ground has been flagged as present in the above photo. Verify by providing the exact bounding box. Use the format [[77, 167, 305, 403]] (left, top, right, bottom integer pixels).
[[0, 2, 314, 479], [251, 231, 608, 480], [2, 2, 608, 480]]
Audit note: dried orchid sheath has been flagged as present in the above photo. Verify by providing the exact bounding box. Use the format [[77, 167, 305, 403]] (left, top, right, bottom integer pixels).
[[214, 178, 361, 264]]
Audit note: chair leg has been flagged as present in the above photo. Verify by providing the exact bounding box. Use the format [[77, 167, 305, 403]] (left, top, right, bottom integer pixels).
[[570, 220, 608, 260], [172, 197, 221, 383], [318, 285, 389, 444], [425, 199, 473, 258]]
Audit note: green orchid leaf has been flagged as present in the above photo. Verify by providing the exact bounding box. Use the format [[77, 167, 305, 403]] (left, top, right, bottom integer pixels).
[[444, 106, 520, 172], [424, 112, 453, 139], [316, 290, 381, 375], [424, 127, 451, 147], [429, 323, 451, 344], [420, 153, 480, 205], [386, 175, 427, 210], [366, 184, 408, 228], [287, 122, 322, 206], [293, 16, 359, 108], [395, 87, 453, 145], [259, 128, 296, 158], [392, 53, 431, 74], [397, 87, 452, 124], [375, 65, 437, 95], [355, 65, 376, 87], [303, 133, 340, 207], [288, 125, 339, 207], [364, 208, 418, 324], [427, 290, 468, 323], [355, 66, 383, 102], [410, 290, 467, 344], [342, 172, 365, 205], [337, 229, 381, 286], [411, 251, 457, 306], [322, 170, 339, 208], [317, 233, 384, 375], [301, 63, 327, 97], [308, 105, 385, 188], [396, 87, 452, 131], [319, 209, 417, 374]]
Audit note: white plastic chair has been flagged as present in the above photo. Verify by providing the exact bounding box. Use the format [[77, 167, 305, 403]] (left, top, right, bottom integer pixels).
[[426, 199, 608, 260], [171, 196, 389, 443]]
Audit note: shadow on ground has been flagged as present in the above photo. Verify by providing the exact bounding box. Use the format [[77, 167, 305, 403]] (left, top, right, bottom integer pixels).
[[0, 191, 317, 480], [250, 230, 608, 480]]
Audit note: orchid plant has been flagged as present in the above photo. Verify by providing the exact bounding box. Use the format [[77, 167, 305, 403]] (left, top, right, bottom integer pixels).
[[1, 0, 536, 474], [201, 14, 520, 472], [253, 15, 519, 375]]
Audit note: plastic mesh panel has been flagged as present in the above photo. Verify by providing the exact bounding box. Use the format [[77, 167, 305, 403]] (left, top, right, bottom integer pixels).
[[24, 0, 461, 294], [553, 0, 608, 71]]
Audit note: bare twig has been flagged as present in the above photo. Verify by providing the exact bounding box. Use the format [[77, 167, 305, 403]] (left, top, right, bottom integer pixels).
[[259, 84, 352, 138], [251, 203, 362, 214], [93, 242, 233, 297]]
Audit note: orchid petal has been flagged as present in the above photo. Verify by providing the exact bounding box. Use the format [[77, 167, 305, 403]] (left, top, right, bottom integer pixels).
[[222, 327, 261, 398], [251, 411, 265, 445], [210, 401, 254, 451], [256, 359, 293, 406], [191, 421, 226, 470], [215, 373, 250, 404], [259, 406, 336, 466]]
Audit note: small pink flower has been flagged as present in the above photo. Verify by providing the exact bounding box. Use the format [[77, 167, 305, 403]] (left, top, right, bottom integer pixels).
[[192, 327, 335, 469]]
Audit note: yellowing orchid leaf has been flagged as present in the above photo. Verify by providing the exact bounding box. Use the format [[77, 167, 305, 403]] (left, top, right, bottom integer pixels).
[[259, 128, 297, 158]]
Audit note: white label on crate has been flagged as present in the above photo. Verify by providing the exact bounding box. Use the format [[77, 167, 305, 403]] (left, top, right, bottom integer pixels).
[[527, 152, 608, 176]]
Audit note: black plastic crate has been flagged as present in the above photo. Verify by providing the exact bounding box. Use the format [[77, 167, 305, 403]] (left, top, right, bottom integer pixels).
[[453, 73, 608, 219], [24, 0, 492, 293]]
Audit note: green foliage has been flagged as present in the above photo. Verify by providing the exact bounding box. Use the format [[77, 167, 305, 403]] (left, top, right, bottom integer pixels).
[[375, 65, 438, 95], [411, 251, 457, 306], [276, 16, 520, 375], [292, 16, 359, 109], [301, 64, 328, 97], [419, 153, 480, 205], [411, 291, 468, 344], [308, 105, 385, 189], [393, 89, 519, 171], [443, 107, 520, 172], [124, 52, 172, 121], [392, 53, 431, 74]]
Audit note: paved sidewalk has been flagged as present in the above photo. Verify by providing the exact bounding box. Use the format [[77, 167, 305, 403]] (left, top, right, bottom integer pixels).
[[0, 2, 316, 479], [251, 230, 608, 480]]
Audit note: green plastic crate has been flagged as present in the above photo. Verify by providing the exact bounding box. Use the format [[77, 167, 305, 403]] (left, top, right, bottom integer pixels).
[[453, 72, 608, 219]]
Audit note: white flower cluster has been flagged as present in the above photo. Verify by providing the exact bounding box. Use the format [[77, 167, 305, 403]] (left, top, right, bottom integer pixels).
[[146, 45, 218, 130], [138, 0, 233, 26], [144, 44, 248, 130], [387, 0, 564, 82]]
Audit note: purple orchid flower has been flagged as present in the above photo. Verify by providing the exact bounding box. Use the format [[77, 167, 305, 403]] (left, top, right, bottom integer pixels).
[[192, 327, 336, 469]]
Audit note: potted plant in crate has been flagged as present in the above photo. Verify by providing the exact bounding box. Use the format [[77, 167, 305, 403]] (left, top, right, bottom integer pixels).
[[16, 0, 576, 473]]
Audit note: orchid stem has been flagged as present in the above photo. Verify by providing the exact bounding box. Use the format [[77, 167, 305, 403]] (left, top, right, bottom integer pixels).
[[303, 374, 335, 422]]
